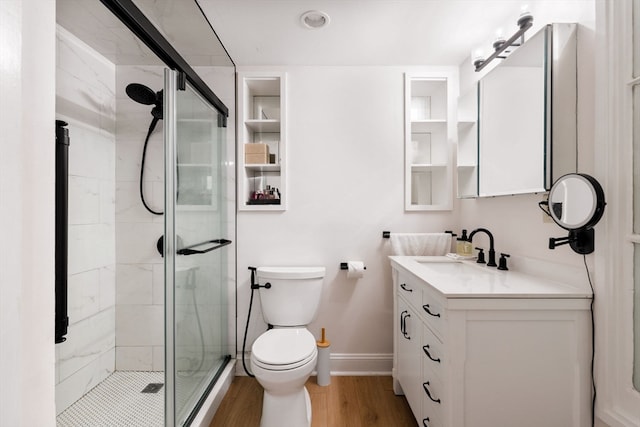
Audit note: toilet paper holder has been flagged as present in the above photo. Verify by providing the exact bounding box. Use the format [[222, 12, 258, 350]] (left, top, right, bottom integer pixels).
[[340, 262, 366, 270]]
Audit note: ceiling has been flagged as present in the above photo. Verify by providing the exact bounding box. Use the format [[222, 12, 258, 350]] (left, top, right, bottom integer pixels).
[[196, 0, 584, 67], [57, 0, 592, 68]]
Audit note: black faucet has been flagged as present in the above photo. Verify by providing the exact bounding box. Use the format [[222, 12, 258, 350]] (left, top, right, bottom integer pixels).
[[469, 228, 497, 267]]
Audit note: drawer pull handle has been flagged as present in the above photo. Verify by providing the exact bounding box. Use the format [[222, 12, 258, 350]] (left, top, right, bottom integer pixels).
[[423, 382, 441, 404], [423, 418, 431, 427], [400, 283, 413, 292], [423, 304, 441, 318], [423, 345, 441, 363]]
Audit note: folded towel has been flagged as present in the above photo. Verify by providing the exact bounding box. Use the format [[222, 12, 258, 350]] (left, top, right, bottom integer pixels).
[[389, 233, 451, 256]]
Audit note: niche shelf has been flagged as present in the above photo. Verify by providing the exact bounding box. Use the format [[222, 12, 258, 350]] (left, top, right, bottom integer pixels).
[[237, 72, 287, 211], [404, 73, 455, 211], [456, 84, 478, 198]]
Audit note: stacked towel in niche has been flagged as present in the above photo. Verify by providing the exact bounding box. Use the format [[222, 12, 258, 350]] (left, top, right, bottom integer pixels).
[[389, 233, 451, 256]]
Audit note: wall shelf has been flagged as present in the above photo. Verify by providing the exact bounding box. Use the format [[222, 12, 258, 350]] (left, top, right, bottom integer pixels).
[[244, 164, 281, 172], [244, 119, 281, 133], [456, 84, 478, 198], [404, 73, 455, 211], [238, 72, 286, 211]]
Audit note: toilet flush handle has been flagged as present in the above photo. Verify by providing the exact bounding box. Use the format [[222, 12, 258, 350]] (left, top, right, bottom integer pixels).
[[248, 267, 272, 290]]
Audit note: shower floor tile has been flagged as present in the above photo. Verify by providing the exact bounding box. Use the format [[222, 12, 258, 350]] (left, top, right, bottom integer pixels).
[[57, 371, 164, 427]]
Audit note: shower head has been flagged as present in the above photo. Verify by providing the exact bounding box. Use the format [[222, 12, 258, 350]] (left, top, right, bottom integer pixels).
[[126, 83, 163, 119], [126, 83, 156, 105]]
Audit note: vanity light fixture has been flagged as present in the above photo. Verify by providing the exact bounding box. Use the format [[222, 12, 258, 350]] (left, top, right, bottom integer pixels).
[[300, 10, 330, 29], [474, 7, 534, 72]]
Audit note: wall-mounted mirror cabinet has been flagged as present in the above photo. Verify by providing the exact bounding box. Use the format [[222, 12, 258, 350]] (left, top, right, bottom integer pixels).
[[457, 23, 577, 198]]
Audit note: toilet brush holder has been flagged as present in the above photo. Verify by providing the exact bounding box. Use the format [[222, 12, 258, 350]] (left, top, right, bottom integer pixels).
[[316, 327, 331, 386]]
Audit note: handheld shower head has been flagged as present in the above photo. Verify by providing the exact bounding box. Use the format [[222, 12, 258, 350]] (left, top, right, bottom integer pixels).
[[126, 83, 163, 119], [126, 83, 157, 105]]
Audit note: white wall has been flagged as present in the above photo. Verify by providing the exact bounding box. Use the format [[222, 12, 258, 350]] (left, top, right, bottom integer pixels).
[[55, 26, 117, 414], [236, 66, 457, 372], [0, 0, 56, 425]]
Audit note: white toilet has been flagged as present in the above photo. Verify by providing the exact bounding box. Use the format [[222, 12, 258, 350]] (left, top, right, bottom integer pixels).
[[250, 266, 325, 427]]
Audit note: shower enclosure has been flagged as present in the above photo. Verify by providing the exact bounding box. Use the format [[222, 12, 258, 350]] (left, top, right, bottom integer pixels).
[[54, 0, 235, 425]]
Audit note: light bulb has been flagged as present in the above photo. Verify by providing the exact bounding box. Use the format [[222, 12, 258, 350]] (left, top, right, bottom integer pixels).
[[472, 48, 485, 69], [493, 28, 506, 50], [517, 5, 533, 28]]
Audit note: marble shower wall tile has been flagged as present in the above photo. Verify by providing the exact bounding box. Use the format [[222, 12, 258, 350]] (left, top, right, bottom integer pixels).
[[56, 348, 115, 416], [115, 305, 163, 347], [55, 26, 116, 414], [67, 269, 100, 325], [68, 223, 116, 275], [115, 346, 153, 371], [57, 307, 116, 382], [114, 65, 165, 371], [116, 263, 153, 305]]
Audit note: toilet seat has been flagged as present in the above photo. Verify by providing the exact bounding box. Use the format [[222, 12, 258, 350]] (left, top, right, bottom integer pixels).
[[252, 329, 317, 371]]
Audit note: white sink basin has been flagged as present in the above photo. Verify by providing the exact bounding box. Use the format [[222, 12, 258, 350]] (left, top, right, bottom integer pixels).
[[417, 261, 493, 276]]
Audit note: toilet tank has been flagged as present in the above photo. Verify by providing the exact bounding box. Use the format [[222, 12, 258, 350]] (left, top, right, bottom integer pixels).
[[256, 266, 325, 327]]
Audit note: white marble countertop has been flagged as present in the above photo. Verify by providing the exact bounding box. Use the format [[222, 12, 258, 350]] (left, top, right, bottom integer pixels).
[[389, 256, 593, 299]]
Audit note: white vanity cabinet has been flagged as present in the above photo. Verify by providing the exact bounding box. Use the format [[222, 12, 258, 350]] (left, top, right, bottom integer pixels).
[[391, 257, 592, 427]]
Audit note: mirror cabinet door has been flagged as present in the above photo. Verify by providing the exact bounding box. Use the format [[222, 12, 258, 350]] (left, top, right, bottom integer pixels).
[[458, 23, 577, 198], [478, 24, 549, 196]]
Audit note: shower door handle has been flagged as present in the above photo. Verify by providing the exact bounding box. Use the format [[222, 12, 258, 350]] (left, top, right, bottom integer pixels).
[[177, 239, 232, 255]]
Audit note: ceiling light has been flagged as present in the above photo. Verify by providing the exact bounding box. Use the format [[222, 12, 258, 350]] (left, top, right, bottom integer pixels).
[[300, 10, 330, 29]]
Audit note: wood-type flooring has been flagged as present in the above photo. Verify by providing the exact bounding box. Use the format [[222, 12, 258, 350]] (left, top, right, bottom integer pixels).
[[209, 376, 416, 427]]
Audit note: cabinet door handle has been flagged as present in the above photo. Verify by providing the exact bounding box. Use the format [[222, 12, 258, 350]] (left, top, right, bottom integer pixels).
[[423, 418, 431, 427], [400, 283, 413, 292], [422, 304, 441, 318], [423, 382, 441, 404], [400, 310, 407, 334], [403, 313, 411, 340], [422, 345, 441, 363]]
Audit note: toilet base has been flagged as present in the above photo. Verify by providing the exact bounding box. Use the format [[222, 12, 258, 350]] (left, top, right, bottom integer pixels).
[[259, 385, 311, 427]]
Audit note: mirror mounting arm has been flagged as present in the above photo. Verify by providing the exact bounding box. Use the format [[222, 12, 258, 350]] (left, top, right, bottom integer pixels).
[[549, 229, 595, 255]]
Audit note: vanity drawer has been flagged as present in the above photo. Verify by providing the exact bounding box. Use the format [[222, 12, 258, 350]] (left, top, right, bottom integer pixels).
[[421, 288, 445, 337], [422, 374, 444, 427], [422, 325, 443, 378], [397, 273, 422, 311]]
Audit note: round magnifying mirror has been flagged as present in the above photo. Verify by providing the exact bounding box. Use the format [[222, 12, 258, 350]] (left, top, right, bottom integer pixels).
[[548, 173, 605, 230]]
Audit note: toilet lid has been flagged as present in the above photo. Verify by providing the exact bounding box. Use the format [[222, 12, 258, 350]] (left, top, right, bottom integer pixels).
[[252, 329, 316, 366]]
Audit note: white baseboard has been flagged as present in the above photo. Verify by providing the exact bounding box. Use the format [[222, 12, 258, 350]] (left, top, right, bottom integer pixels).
[[235, 352, 393, 376], [191, 360, 236, 427]]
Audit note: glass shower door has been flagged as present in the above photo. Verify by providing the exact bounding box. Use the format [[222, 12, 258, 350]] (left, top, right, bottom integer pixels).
[[164, 69, 230, 426]]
